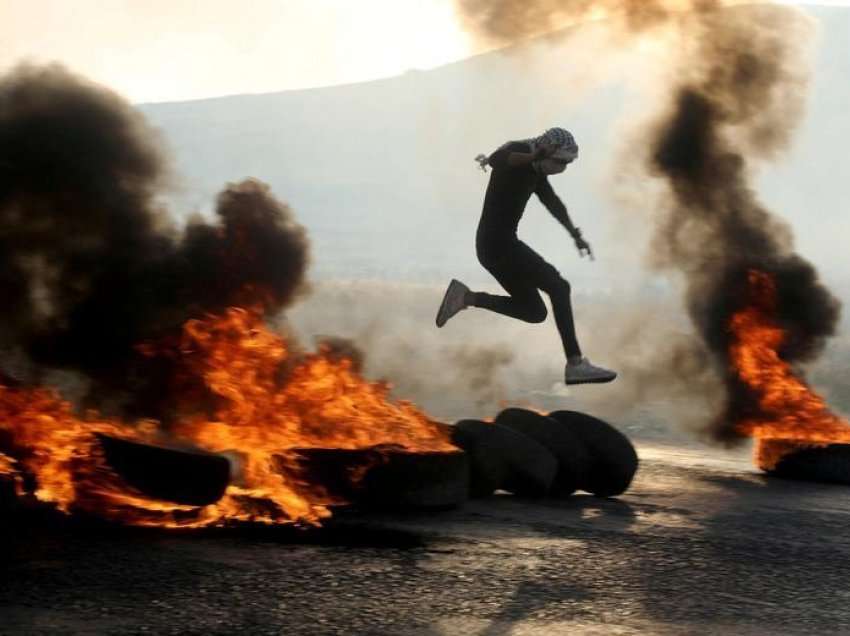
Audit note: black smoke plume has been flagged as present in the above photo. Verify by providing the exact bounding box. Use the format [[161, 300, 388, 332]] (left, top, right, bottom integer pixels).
[[0, 64, 309, 417], [454, 1, 841, 441]]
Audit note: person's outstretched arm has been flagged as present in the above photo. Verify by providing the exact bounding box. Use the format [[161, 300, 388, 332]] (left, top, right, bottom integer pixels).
[[505, 142, 555, 167], [535, 178, 594, 259], [485, 142, 554, 170]]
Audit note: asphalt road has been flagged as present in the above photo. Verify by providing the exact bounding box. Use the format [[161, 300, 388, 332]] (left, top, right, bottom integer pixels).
[[3, 444, 850, 635]]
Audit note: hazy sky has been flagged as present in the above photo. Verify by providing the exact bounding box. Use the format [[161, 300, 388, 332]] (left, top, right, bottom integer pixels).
[[2, 0, 468, 102], [2, 0, 848, 103]]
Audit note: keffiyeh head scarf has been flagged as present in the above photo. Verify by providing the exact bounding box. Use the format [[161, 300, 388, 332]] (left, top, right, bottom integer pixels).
[[475, 127, 579, 172]]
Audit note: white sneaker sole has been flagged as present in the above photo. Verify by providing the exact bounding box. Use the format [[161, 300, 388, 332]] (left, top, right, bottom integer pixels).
[[564, 372, 617, 386]]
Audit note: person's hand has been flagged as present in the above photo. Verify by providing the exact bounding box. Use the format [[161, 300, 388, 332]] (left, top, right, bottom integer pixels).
[[574, 234, 594, 260]]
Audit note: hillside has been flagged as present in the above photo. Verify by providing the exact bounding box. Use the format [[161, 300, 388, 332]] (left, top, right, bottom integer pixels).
[[139, 4, 850, 295]]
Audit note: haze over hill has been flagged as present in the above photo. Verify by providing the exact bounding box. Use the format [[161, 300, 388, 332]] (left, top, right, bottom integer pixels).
[[139, 4, 848, 291], [136, 4, 850, 426]]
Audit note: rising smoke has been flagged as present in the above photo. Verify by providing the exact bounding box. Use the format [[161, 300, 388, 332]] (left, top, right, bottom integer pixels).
[[454, 0, 841, 441], [456, 0, 692, 42], [0, 64, 310, 418], [284, 280, 519, 420]]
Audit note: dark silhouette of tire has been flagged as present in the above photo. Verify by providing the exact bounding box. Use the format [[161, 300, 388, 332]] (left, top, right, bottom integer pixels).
[[768, 442, 850, 485], [547, 411, 638, 497], [96, 434, 231, 506], [290, 447, 469, 510], [361, 449, 469, 510], [451, 420, 557, 498], [495, 408, 591, 497], [0, 475, 17, 514]]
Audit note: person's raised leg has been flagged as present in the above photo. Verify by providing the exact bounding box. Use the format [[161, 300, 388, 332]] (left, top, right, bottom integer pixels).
[[466, 246, 548, 324], [545, 276, 582, 363], [519, 242, 616, 385]]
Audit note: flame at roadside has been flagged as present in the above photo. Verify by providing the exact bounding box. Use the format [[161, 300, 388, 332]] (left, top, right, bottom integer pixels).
[[0, 63, 456, 527], [0, 307, 455, 528], [729, 270, 850, 470]]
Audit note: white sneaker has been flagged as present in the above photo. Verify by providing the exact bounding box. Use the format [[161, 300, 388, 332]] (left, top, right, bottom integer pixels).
[[436, 279, 470, 327], [565, 358, 617, 385]]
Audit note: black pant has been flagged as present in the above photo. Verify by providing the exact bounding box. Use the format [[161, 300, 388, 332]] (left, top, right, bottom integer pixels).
[[471, 238, 581, 360]]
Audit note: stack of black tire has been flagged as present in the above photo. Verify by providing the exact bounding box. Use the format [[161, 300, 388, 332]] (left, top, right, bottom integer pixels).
[[452, 408, 638, 499], [2, 409, 638, 523]]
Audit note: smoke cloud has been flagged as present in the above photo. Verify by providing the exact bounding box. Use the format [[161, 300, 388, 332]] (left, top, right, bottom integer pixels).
[[284, 281, 519, 420], [0, 64, 309, 417], [456, 0, 700, 43], [454, 0, 841, 441]]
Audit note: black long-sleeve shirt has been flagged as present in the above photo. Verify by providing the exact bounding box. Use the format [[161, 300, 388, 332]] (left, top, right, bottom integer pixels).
[[476, 142, 569, 254]]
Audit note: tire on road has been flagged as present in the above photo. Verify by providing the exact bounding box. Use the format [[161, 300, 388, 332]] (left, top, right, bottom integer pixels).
[[495, 408, 591, 497], [451, 419, 557, 498], [290, 447, 469, 510], [361, 449, 469, 510], [0, 476, 17, 514], [547, 411, 638, 497], [768, 442, 850, 486], [96, 434, 232, 507]]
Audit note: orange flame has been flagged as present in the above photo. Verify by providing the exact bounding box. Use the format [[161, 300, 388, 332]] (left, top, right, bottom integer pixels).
[[728, 270, 850, 469], [0, 307, 455, 527]]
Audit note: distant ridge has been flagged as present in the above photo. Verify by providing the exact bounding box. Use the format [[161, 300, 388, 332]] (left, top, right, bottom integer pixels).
[[139, 4, 850, 287]]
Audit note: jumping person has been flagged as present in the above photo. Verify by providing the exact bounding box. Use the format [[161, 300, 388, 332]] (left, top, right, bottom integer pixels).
[[435, 127, 616, 385]]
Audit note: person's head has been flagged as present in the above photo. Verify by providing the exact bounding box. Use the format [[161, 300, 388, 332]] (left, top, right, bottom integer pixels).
[[534, 127, 579, 175]]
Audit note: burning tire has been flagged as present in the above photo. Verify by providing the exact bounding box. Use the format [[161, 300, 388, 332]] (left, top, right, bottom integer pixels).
[[495, 408, 592, 497], [547, 411, 638, 497], [0, 476, 17, 514], [96, 434, 231, 507], [451, 419, 557, 498], [361, 449, 469, 510], [764, 441, 850, 486], [0, 444, 19, 513], [291, 447, 469, 510]]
